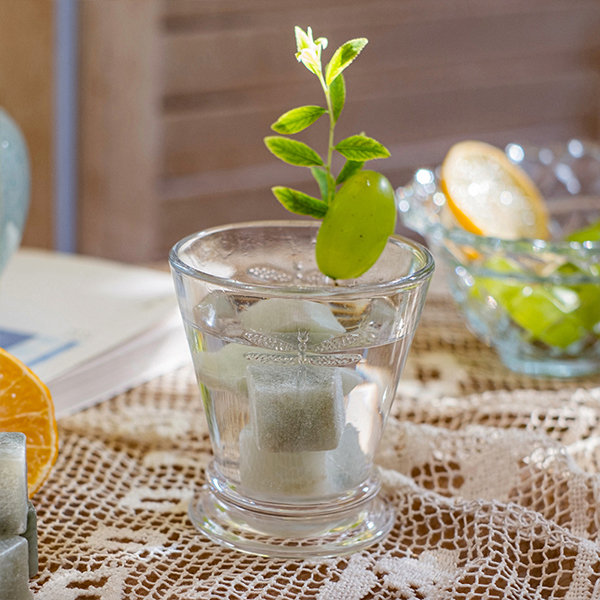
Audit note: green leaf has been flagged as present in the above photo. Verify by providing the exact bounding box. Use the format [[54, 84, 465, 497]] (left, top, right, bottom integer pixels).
[[329, 74, 345, 123], [311, 167, 329, 200], [271, 106, 326, 134], [336, 160, 364, 184], [325, 38, 368, 86], [311, 167, 336, 202], [265, 136, 323, 167], [271, 186, 328, 218], [334, 134, 390, 161]]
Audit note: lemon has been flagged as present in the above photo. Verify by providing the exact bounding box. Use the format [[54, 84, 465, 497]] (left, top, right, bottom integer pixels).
[[0, 348, 58, 497], [441, 141, 549, 240]]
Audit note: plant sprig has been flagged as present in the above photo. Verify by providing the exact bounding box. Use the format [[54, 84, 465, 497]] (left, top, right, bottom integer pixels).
[[264, 26, 390, 217]]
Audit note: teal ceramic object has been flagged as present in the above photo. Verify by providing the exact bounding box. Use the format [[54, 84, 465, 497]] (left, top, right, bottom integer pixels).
[[0, 108, 30, 277]]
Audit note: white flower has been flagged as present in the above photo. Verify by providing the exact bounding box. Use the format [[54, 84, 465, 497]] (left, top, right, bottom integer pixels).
[[294, 26, 328, 77]]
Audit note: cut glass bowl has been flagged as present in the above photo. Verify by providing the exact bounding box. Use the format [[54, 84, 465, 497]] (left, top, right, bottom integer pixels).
[[397, 140, 600, 377]]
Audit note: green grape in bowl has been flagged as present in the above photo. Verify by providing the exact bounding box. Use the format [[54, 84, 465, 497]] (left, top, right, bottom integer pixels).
[[471, 252, 597, 351]]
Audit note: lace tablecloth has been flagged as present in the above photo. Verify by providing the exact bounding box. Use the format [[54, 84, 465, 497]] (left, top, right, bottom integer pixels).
[[31, 284, 600, 599]]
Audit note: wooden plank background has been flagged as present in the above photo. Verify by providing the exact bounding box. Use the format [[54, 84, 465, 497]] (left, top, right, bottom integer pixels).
[[78, 0, 162, 262], [0, 2, 54, 250], [77, 0, 600, 261]]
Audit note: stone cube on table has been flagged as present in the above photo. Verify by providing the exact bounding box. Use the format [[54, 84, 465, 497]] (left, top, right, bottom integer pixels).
[[0, 432, 35, 598], [22, 502, 38, 578], [0, 537, 32, 599], [0, 432, 28, 536]]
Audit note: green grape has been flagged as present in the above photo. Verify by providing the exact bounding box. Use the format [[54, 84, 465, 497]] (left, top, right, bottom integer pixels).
[[471, 257, 521, 306], [472, 257, 588, 349], [557, 262, 600, 333], [566, 219, 600, 243], [469, 201, 600, 348], [504, 285, 586, 348], [563, 220, 600, 333], [572, 282, 600, 333], [315, 170, 396, 279]]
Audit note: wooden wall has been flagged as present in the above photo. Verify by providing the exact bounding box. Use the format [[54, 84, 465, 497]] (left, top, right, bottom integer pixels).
[[78, 0, 162, 262], [0, 1, 54, 250], [77, 0, 600, 262]]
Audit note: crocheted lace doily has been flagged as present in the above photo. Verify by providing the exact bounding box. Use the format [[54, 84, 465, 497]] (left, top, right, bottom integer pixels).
[[32, 287, 600, 599]]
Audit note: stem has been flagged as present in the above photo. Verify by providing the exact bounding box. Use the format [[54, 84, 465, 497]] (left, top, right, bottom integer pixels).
[[318, 74, 336, 204], [325, 91, 335, 202]]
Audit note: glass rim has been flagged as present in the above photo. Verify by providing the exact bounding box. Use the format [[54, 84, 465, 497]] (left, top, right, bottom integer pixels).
[[169, 220, 435, 298]]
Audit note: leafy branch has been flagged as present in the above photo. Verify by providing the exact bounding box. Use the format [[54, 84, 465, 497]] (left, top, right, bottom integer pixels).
[[264, 26, 390, 218]]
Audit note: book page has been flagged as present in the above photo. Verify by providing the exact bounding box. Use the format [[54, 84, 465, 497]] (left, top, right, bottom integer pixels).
[[0, 249, 182, 382]]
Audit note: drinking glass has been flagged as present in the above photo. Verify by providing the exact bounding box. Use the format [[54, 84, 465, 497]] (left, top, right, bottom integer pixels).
[[170, 220, 433, 557]]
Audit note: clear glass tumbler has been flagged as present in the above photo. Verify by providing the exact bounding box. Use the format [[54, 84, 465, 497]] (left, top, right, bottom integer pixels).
[[170, 220, 434, 558]]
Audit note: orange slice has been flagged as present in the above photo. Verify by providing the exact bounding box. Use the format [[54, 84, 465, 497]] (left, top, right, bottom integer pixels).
[[441, 140, 549, 240], [0, 348, 58, 497]]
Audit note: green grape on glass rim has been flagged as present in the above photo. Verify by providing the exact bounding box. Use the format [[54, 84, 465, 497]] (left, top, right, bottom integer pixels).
[[316, 170, 396, 280]]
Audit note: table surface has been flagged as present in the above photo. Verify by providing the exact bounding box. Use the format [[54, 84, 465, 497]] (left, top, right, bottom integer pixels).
[[30, 282, 600, 600]]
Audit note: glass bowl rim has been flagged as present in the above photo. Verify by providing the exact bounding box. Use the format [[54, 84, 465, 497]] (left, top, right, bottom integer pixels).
[[169, 219, 435, 298], [421, 220, 600, 284], [438, 221, 600, 256]]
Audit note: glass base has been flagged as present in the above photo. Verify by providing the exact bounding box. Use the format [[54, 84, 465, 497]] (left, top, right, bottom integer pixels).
[[188, 478, 394, 559], [498, 349, 600, 378]]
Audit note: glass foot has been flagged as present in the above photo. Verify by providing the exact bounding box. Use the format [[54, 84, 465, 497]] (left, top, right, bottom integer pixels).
[[188, 484, 394, 559], [499, 349, 600, 378]]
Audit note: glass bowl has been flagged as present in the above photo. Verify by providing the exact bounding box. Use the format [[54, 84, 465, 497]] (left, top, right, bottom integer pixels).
[[397, 139, 600, 378]]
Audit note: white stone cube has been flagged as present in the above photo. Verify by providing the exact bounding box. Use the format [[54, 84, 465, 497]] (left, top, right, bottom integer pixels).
[[238, 426, 328, 499], [366, 297, 397, 328], [327, 424, 370, 491], [195, 343, 255, 394], [193, 290, 237, 329], [240, 298, 345, 343], [0, 537, 32, 599], [340, 368, 363, 396], [0, 432, 28, 536], [247, 364, 345, 452]]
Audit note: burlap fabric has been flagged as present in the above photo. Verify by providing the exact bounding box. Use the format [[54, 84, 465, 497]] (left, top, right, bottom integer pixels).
[[31, 283, 600, 599]]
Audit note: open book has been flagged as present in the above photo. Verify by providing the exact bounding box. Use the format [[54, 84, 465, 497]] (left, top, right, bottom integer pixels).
[[0, 249, 191, 419]]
